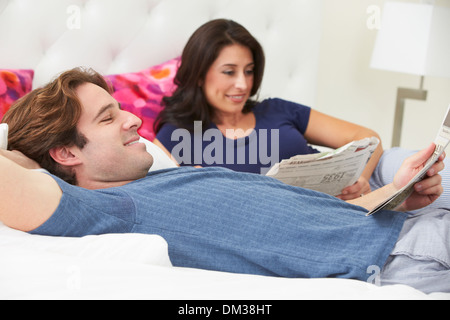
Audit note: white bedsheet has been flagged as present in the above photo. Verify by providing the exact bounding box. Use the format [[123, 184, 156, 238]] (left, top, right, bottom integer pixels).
[[1, 223, 449, 300]]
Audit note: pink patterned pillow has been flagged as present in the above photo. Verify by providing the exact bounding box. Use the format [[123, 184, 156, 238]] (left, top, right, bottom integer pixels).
[[105, 57, 180, 141], [0, 69, 34, 121]]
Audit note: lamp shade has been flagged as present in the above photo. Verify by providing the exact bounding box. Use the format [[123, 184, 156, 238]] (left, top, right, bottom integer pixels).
[[371, 2, 450, 78]]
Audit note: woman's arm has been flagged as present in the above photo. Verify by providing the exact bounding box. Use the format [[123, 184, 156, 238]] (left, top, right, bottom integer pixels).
[[0, 150, 62, 232], [305, 109, 384, 199], [347, 144, 445, 212]]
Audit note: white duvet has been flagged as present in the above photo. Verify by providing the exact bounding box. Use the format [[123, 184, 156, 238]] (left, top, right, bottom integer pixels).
[[1, 223, 449, 300]]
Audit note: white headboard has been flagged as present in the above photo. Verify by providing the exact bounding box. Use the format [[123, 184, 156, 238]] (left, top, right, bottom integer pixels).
[[0, 0, 322, 107]]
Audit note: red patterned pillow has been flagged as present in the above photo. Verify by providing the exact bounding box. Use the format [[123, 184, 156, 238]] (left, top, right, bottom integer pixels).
[[105, 57, 180, 141], [0, 69, 34, 121]]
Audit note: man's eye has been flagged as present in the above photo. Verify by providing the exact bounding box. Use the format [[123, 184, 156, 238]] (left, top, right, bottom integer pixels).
[[101, 117, 113, 123]]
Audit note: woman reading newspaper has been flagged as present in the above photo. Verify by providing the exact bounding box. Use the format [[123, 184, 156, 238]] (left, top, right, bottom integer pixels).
[[154, 19, 383, 201]]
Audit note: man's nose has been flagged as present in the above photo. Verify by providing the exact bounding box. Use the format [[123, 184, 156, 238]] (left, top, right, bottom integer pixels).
[[122, 110, 142, 131]]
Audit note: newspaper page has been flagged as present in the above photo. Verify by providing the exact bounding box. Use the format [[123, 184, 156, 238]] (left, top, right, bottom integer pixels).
[[367, 104, 450, 216], [266, 137, 379, 196], [0, 123, 8, 150]]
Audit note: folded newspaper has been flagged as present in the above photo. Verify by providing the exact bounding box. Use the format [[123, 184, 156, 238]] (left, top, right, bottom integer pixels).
[[266, 137, 379, 196], [367, 104, 450, 216]]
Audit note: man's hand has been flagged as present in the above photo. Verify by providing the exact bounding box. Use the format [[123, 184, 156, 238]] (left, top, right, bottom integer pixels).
[[0, 149, 41, 170], [394, 143, 445, 212], [346, 143, 445, 213]]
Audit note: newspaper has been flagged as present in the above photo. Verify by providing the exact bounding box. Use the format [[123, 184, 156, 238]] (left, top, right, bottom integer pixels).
[[0, 123, 8, 150], [266, 137, 379, 196], [367, 104, 450, 216]]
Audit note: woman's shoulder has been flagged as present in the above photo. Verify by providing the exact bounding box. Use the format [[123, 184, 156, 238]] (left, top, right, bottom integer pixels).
[[155, 122, 181, 144], [255, 98, 311, 116], [157, 122, 179, 133]]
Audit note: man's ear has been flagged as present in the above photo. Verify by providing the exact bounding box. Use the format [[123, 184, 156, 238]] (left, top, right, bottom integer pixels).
[[49, 146, 82, 167]]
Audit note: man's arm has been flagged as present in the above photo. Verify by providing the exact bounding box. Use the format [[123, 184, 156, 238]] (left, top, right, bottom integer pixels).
[[347, 144, 445, 212], [0, 150, 62, 232]]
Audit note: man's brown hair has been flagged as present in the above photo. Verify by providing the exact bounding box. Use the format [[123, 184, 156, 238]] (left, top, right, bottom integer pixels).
[[1, 67, 112, 184]]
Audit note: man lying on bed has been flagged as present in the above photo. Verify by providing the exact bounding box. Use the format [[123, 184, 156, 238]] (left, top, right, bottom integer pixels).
[[0, 68, 447, 293]]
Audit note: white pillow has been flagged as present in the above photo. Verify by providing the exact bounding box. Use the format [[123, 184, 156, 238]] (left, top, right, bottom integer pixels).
[[0, 123, 8, 150], [140, 137, 177, 172], [0, 222, 172, 267]]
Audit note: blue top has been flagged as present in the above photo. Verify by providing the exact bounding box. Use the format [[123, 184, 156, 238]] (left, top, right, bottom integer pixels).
[[31, 167, 406, 281], [156, 98, 319, 174]]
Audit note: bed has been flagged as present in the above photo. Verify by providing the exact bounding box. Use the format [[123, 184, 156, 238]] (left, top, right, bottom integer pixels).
[[1, 0, 449, 300]]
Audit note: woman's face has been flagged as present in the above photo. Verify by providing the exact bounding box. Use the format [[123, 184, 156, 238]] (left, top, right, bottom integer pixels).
[[202, 44, 255, 116]]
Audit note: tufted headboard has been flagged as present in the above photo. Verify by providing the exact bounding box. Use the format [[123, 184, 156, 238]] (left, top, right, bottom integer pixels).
[[0, 0, 322, 108]]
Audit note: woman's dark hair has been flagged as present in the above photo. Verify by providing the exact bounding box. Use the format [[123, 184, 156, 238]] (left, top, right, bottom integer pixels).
[[155, 19, 265, 132]]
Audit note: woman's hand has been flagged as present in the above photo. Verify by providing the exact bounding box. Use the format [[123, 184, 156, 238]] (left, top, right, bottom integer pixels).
[[305, 110, 384, 200], [337, 176, 372, 201]]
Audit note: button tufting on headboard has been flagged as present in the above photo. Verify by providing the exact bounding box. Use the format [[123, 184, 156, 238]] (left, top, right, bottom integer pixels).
[[0, 0, 322, 107]]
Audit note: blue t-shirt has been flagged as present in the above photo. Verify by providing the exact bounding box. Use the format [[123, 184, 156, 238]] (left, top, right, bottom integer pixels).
[[156, 98, 319, 174], [31, 167, 406, 281]]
